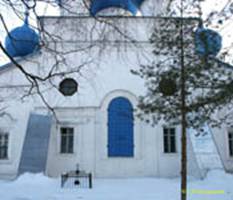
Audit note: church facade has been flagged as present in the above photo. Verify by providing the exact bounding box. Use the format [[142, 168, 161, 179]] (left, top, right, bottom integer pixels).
[[0, 0, 232, 179]]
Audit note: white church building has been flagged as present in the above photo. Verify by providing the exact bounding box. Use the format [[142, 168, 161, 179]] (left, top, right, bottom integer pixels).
[[0, 0, 233, 180]]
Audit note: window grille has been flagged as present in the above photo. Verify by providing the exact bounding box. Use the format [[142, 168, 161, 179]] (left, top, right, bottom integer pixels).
[[60, 127, 74, 154], [0, 133, 9, 159], [229, 132, 233, 157], [163, 128, 176, 153]]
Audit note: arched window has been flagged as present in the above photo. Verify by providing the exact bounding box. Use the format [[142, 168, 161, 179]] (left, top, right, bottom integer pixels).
[[108, 97, 134, 157]]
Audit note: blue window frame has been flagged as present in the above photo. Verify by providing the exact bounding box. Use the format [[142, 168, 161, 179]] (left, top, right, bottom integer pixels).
[[108, 97, 134, 157]]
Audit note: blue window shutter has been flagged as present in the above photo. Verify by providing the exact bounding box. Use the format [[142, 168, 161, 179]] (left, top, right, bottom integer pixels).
[[108, 97, 134, 157]]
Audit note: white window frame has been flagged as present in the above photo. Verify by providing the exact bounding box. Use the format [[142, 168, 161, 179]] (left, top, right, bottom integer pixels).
[[228, 131, 233, 157], [163, 127, 177, 154], [0, 132, 9, 160], [60, 127, 74, 154]]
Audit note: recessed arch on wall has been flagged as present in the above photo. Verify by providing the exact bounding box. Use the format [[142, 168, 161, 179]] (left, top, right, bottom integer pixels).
[[100, 89, 138, 109], [99, 90, 139, 159]]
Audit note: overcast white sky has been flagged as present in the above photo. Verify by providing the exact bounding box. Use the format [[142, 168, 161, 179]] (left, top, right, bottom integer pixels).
[[0, 0, 232, 65]]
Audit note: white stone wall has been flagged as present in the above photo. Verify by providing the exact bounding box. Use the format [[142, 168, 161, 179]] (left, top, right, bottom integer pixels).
[[0, 16, 216, 179], [212, 126, 233, 173], [45, 99, 183, 178], [0, 60, 38, 179]]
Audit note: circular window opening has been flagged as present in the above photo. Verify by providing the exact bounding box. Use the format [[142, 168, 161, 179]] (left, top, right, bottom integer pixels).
[[59, 78, 78, 96], [159, 77, 177, 96]]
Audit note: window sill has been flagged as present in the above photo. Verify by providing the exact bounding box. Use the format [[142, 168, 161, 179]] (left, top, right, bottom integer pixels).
[[107, 156, 135, 159], [58, 152, 76, 157], [227, 156, 233, 160], [103, 155, 144, 161], [60, 152, 74, 154], [0, 158, 12, 164], [162, 152, 179, 157]]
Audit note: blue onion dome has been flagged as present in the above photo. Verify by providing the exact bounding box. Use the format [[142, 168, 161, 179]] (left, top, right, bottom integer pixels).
[[194, 25, 222, 57], [90, 0, 145, 16], [5, 13, 39, 57]]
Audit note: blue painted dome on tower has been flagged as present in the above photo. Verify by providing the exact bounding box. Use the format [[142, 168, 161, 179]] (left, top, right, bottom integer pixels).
[[195, 27, 222, 57], [90, 0, 145, 16], [5, 14, 39, 57]]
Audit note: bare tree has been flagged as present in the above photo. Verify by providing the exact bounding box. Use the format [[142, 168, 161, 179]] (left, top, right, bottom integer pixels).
[[0, 0, 152, 120]]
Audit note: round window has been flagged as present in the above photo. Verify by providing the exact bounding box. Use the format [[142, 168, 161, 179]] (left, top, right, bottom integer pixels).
[[59, 78, 78, 96], [159, 77, 177, 96]]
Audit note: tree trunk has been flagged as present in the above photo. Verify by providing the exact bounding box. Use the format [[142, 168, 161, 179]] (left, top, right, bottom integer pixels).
[[181, 111, 187, 200], [180, 3, 187, 199]]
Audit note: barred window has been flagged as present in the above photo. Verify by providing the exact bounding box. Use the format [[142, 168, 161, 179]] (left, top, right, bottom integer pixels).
[[229, 132, 233, 157], [0, 133, 9, 159], [60, 127, 74, 154], [163, 128, 176, 153]]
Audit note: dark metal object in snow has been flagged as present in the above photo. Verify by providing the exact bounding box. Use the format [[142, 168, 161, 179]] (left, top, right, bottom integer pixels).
[[61, 170, 92, 189]]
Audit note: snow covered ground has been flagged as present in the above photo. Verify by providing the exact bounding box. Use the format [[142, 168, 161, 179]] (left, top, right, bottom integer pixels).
[[0, 170, 232, 200]]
